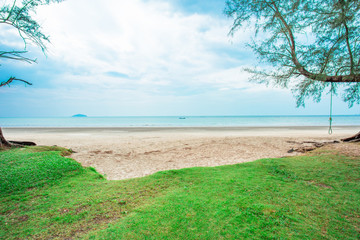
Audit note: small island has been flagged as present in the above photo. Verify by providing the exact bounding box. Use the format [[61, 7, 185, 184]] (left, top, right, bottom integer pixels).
[[72, 114, 87, 117]]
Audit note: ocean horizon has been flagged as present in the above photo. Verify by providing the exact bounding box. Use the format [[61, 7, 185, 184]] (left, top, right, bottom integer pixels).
[[1, 115, 360, 128]]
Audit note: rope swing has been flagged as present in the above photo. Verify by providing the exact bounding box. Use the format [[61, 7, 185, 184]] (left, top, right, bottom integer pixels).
[[328, 82, 334, 135]]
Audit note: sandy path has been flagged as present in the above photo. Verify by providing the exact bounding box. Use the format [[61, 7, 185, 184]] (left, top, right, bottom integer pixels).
[[3, 126, 358, 180]]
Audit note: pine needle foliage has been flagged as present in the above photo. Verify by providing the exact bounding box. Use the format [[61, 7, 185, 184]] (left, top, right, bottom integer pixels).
[[225, 0, 360, 107], [0, 0, 63, 87]]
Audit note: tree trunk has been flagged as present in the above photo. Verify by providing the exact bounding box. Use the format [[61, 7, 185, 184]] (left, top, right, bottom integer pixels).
[[0, 127, 11, 149], [341, 131, 360, 142], [0, 127, 36, 149]]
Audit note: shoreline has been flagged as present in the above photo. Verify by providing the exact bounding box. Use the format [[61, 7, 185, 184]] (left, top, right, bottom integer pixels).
[[4, 125, 360, 131], [3, 126, 358, 180], [3, 125, 359, 138]]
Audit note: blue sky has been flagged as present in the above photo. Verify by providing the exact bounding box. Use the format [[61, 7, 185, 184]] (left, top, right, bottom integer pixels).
[[0, 0, 359, 117]]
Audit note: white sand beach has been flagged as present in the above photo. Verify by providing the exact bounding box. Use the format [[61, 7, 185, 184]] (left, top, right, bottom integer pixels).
[[3, 126, 359, 180]]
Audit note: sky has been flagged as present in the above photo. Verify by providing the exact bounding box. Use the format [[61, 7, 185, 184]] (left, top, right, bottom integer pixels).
[[0, 0, 359, 117]]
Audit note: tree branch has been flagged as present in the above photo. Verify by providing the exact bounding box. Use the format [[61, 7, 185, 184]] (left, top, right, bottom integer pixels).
[[0, 77, 32, 87], [339, 2, 355, 74], [344, 22, 354, 74], [5, 0, 18, 21], [320, 37, 342, 74], [0, 50, 36, 64], [269, 1, 360, 83]]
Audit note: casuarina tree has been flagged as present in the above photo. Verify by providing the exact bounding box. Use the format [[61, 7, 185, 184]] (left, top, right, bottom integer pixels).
[[0, 0, 63, 148], [226, 0, 360, 141]]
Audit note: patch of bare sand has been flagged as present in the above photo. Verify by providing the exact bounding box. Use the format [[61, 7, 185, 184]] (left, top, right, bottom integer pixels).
[[3, 127, 359, 180], [320, 142, 360, 157]]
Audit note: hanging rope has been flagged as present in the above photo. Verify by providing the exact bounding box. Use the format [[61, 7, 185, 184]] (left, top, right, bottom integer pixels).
[[328, 82, 334, 135]]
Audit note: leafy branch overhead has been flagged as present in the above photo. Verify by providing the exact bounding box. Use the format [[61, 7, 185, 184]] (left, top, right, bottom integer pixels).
[[0, 0, 63, 148], [0, 76, 32, 87], [225, 0, 360, 107], [0, 0, 63, 86]]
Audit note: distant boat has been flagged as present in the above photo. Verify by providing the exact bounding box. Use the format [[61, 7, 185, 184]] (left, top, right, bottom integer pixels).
[[72, 114, 87, 117], [179, 117, 186, 119]]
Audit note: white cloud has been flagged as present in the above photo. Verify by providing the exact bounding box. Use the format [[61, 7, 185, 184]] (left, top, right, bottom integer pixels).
[[35, 0, 252, 92], [0, 25, 24, 49], [4, 0, 307, 117]]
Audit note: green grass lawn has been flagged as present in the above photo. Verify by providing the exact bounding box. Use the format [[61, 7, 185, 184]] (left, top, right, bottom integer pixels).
[[0, 145, 359, 239]]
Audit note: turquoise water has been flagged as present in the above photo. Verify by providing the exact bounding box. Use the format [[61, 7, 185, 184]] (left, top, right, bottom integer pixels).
[[0, 116, 359, 127]]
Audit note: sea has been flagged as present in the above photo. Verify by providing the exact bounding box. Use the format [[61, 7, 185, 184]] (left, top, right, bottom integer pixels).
[[0, 115, 359, 128]]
